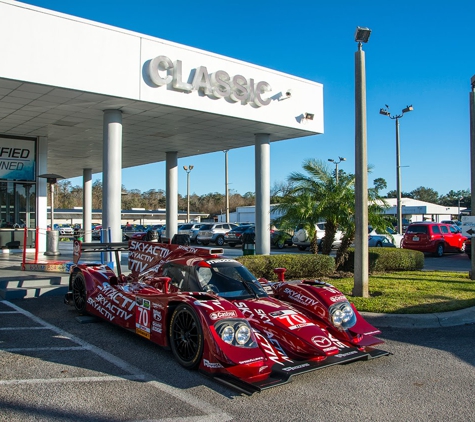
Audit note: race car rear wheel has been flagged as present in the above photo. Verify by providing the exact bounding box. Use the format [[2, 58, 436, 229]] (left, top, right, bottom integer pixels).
[[169, 304, 204, 369], [72, 272, 87, 314]]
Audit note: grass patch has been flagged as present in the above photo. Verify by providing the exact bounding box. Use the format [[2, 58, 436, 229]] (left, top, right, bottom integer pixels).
[[326, 271, 475, 314]]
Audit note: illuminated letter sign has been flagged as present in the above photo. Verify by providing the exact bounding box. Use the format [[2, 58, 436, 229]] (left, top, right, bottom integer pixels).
[[147, 56, 272, 107]]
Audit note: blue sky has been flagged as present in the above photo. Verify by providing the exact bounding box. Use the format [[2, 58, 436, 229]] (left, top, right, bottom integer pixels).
[[22, 0, 474, 198]]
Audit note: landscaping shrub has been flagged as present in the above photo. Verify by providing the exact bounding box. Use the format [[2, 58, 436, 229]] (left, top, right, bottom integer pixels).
[[237, 254, 335, 281], [339, 247, 424, 273]]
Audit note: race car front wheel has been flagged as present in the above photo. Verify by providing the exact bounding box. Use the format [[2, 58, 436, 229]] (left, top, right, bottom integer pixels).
[[169, 304, 204, 369], [72, 272, 87, 314]]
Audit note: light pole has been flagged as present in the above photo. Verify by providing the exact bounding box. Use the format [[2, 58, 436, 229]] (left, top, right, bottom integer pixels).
[[223, 150, 229, 222], [354, 26, 371, 298], [380, 104, 413, 235], [470, 75, 475, 277], [328, 157, 346, 184], [183, 165, 193, 222], [458, 196, 463, 220]]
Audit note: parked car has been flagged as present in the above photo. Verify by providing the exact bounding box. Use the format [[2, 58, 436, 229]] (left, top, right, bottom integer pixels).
[[122, 224, 147, 240], [224, 224, 254, 247], [401, 222, 467, 257], [465, 238, 471, 259], [54, 224, 74, 237], [129, 227, 159, 242], [368, 235, 396, 248], [91, 225, 102, 240], [178, 223, 204, 243], [270, 230, 293, 249], [368, 226, 404, 248], [197, 223, 239, 246], [292, 222, 342, 251], [238, 226, 294, 249]]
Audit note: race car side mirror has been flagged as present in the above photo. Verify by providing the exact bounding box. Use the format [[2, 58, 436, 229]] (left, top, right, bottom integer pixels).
[[273, 268, 287, 282]]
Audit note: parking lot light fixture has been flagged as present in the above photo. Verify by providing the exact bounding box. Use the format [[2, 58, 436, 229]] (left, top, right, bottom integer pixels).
[[379, 104, 413, 235], [328, 157, 346, 184], [183, 165, 194, 222]]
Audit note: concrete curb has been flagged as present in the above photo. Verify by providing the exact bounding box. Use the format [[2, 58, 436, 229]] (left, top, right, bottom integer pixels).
[[361, 306, 475, 328]]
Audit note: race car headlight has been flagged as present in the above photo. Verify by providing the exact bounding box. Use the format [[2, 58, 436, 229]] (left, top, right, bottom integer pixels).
[[214, 319, 256, 348], [329, 301, 356, 330], [221, 326, 235, 344], [235, 325, 251, 345]]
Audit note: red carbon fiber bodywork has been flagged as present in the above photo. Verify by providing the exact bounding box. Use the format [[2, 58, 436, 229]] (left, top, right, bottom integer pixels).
[[66, 240, 388, 394]]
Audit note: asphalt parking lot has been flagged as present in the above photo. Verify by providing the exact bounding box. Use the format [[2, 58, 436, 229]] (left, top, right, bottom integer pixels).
[[0, 242, 474, 421]]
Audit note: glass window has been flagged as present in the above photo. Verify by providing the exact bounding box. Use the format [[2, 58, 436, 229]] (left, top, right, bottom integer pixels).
[[440, 226, 449, 234]]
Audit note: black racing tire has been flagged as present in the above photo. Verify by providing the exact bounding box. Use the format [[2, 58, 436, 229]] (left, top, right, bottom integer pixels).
[[215, 236, 225, 246], [169, 304, 204, 369], [435, 243, 444, 257], [72, 272, 88, 314]]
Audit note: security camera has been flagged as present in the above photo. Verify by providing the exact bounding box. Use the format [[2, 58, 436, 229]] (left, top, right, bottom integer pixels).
[[285, 89, 292, 98]]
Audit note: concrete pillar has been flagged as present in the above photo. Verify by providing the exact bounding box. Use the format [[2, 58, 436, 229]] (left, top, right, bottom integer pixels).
[[102, 110, 122, 243], [255, 133, 271, 255], [83, 168, 92, 242], [37, 136, 48, 253], [166, 151, 178, 240]]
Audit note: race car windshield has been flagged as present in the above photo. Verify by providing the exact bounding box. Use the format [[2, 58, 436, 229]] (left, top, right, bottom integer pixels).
[[197, 262, 267, 299]]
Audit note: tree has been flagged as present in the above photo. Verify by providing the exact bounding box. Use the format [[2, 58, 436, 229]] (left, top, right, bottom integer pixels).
[[273, 159, 389, 274], [410, 186, 439, 203]]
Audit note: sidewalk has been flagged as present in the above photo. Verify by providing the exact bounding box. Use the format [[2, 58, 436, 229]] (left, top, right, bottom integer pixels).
[[0, 241, 474, 328]]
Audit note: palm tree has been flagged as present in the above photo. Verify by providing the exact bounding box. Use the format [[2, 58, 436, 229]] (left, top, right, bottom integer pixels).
[[273, 159, 390, 269], [273, 159, 352, 255]]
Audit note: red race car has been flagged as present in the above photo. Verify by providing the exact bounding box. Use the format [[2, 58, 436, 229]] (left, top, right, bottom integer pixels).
[[65, 240, 388, 394]]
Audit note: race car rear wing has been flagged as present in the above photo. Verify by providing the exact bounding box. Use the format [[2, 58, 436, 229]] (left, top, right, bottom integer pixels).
[[73, 240, 129, 275]]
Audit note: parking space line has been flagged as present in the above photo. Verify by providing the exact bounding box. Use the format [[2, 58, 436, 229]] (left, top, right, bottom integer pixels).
[[1, 300, 233, 421], [2, 346, 85, 352], [0, 326, 50, 330]]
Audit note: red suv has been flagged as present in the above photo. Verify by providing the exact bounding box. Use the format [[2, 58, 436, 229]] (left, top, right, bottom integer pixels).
[[402, 222, 467, 257]]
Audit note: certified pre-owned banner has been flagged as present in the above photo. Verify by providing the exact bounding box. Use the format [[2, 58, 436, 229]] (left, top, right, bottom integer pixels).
[[0, 138, 35, 181]]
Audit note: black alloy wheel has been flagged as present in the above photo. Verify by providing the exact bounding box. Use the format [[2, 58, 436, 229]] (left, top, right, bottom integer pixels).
[[72, 272, 88, 314], [169, 304, 204, 369]]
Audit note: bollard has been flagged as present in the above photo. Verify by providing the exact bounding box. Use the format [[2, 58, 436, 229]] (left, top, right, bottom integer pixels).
[[44, 230, 61, 256]]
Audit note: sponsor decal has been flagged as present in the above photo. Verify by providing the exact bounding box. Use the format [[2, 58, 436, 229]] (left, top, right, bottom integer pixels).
[[330, 295, 347, 303], [283, 287, 319, 307], [336, 350, 358, 358], [203, 359, 223, 369], [89, 284, 136, 322], [312, 336, 333, 348], [153, 309, 162, 322], [136, 298, 151, 339], [239, 357, 265, 365], [282, 363, 310, 372], [206, 259, 238, 265], [194, 300, 225, 311], [328, 332, 349, 349], [254, 330, 293, 366], [151, 321, 162, 334], [209, 310, 237, 320]]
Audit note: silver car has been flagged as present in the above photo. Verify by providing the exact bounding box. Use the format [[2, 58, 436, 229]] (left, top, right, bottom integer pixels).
[[178, 223, 204, 243], [197, 223, 238, 246]]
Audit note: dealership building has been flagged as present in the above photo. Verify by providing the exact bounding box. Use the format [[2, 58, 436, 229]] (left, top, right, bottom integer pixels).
[[0, 0, 323, 253]]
